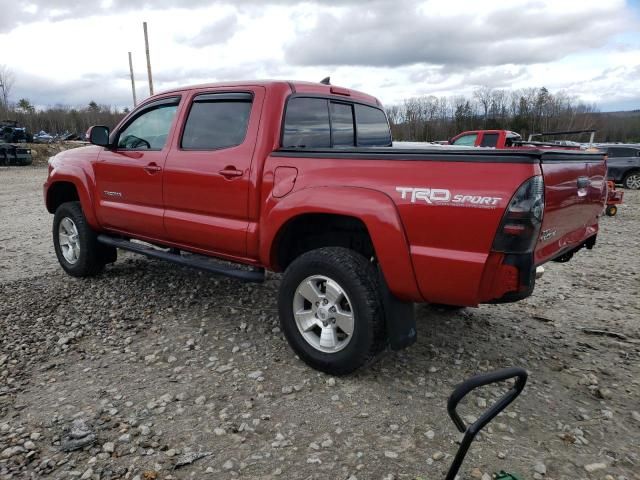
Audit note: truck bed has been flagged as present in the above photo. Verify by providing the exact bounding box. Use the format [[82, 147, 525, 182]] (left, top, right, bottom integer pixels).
[[269, 146, 606, 306]]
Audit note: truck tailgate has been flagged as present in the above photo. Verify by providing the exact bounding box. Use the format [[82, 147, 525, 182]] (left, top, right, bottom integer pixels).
[[535, 151, 607, 265]]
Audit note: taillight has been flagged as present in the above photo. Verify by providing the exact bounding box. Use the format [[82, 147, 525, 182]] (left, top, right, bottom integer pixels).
[[492, 176, 544, 254]]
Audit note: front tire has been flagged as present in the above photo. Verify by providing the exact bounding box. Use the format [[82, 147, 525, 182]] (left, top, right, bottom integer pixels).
[[623, 171, 640, 190], [53, 201, 113, 277], [278, 247, 386, 375]]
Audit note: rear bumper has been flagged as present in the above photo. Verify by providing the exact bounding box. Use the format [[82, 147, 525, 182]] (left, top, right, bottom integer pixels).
[[487, 233, 597, 304], [482, 252, 536, 304], [408, 229, 598, 307]]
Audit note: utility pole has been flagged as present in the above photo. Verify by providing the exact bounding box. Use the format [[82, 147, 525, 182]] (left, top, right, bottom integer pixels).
[[128, 52, 137, 107], [143, 22, 154, 96]]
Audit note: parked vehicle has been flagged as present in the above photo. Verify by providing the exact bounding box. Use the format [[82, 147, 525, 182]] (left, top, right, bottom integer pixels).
[[0, 141, 32, 166], [598, 144, 640, 190], [605, 181, 624, 216], [449, 128, 596, 150], [43, 80, 607, 374], [33, 130, 55, 143], [1, 120, 32, 143], [449, 129, 523, 148]]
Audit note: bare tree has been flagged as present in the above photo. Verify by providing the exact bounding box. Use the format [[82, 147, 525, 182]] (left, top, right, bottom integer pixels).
[[0, 65, 15, 108], [386, 86, 620, 143], [473, 86, 493, 127]]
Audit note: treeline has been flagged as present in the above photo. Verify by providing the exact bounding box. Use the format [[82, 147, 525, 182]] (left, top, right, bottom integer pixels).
[[0, 100, 127, 136], [2, 86, 639, 143], [386, 87, 640, 143]]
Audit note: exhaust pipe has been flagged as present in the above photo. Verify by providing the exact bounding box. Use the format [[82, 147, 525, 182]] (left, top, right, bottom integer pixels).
[[535, 266, 545, 279]]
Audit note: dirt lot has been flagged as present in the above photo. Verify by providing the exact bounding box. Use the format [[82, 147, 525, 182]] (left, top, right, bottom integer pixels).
[[1, 166, 639, 480]]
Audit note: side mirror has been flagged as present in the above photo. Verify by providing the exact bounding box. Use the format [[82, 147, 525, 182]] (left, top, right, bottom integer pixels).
[[87, 125, 110, 147]]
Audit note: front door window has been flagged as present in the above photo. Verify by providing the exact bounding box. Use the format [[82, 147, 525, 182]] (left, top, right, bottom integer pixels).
[[117, 104, 178, 150]]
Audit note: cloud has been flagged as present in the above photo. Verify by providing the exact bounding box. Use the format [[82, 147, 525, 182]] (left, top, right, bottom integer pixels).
[[284, 0, 628, 68], [151, 61, 291, 84], [175, 14, 238, 47], [11, 71, 134, 108], [1, 0, 638, 111], [1, 0, 354, 33]]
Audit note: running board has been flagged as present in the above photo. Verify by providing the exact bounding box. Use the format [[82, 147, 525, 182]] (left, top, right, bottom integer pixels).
[[97, 235, 265, 283]]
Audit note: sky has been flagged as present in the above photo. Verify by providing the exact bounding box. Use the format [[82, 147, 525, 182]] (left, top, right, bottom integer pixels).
[[0, 0, 639, 111]]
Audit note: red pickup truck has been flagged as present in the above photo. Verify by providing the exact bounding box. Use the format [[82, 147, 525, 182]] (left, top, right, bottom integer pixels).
[[44, 80, 607, 374]]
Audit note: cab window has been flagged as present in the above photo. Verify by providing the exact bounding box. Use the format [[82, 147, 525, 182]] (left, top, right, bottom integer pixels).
[[480, 133, 499, 147], [181, 93, 252, 150], [608, 147, 638, 158], [453, 134, 478, 146], [330, 102, 355, 147], [282, 97, 330, 148], [354, 104, 392, 146], [117, 99, 179, 150]]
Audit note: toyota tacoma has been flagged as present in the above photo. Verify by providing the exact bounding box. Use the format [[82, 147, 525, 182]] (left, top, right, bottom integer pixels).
[[44, 80, 607, 374]]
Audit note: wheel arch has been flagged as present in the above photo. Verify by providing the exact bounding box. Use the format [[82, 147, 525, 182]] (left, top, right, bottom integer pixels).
[[260, 186, 422, 301], [46, 181, 79, 213], [45, 170, 99, 228], [274, 213, 373, 270]]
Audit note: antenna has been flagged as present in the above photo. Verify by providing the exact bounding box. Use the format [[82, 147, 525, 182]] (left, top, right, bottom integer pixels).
[[320, 76, 331, 85]]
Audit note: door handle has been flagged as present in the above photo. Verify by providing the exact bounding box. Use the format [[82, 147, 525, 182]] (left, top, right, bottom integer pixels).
[[144, 162, 162, 174], [219, 166, 243, 179]]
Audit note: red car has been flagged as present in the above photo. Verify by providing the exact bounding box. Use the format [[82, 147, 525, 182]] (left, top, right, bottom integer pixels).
[[44, 80, 607, 374]]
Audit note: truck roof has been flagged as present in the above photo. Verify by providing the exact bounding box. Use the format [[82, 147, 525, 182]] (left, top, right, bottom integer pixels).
[[158, 80, 382, 106]]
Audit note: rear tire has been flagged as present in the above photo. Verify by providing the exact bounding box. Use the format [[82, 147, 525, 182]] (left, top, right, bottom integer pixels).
[[623, 171, 640, 190], [278, 247, 386, 375], [53, 201, 115, 277]]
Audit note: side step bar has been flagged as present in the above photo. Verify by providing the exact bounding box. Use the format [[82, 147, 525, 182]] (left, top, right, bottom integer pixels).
[[97, 235, 265, 283]]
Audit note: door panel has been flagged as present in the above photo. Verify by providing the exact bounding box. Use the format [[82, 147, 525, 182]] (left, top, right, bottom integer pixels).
[[95, 150, 167, 237], [95, 98, 180, 239], [163, 87, 265, 257]]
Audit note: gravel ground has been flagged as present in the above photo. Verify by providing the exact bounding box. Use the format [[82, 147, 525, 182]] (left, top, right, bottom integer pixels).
[[1, 166, 639, 480]]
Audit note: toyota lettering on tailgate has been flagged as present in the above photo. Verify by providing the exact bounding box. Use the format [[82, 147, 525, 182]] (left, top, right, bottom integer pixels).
[[396, 187, 502, 208]]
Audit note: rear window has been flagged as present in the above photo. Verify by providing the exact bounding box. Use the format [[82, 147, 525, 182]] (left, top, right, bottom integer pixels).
[[181, 93, 252, 150], [282, 97, 331, 148], [330, 102, 355, 147], [282, 97, 391, 148], [355, 104, 392, 146]]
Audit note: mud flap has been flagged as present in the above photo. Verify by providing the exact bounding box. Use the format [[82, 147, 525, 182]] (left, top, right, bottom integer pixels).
[[378, 266, 416, 350]]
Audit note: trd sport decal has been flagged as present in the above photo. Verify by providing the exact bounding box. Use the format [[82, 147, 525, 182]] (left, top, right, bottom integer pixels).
[[396, 187, 502, 208]]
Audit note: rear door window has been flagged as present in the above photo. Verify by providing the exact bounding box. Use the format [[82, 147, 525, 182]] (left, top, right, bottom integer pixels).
[[282, 98, 330, 148], [181, 92, 253, 150], [354, 104, 392, 146], [607, 147, 637, 158], [480, 133, 499, 147]]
